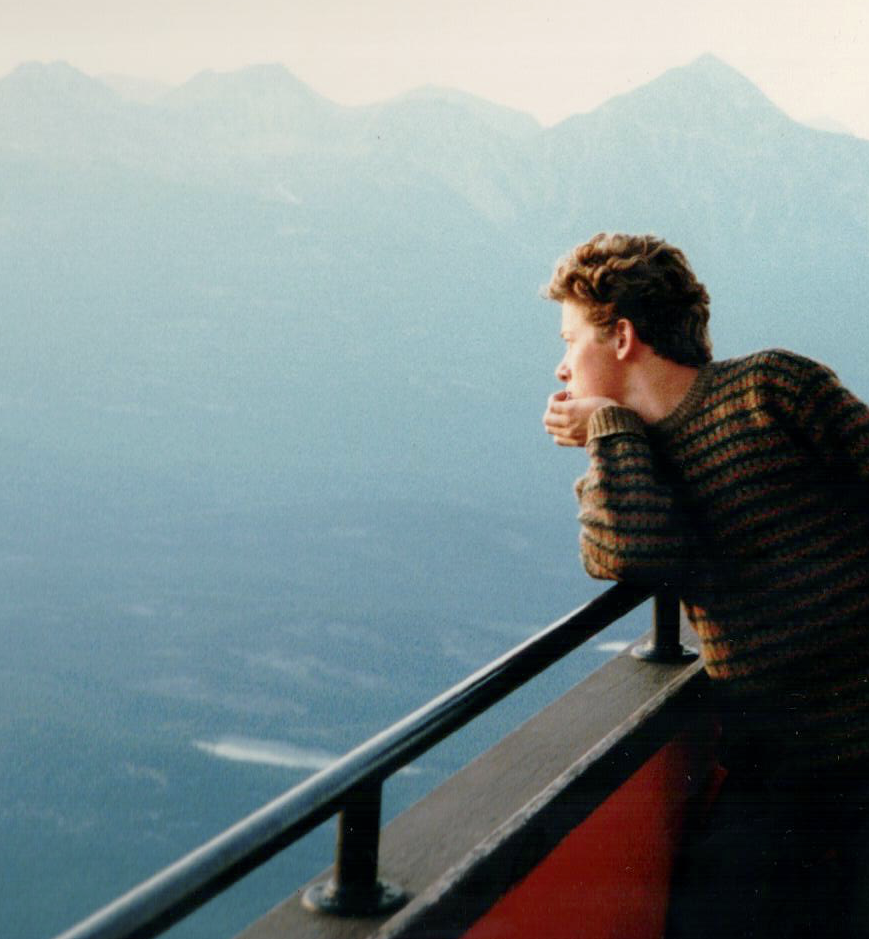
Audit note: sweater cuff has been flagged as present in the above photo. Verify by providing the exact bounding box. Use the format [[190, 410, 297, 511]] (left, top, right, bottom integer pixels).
[[586, 405, 646, 442]]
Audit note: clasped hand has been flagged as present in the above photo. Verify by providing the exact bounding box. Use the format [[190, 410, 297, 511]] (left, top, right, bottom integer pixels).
[[542, 391, 619, 447]]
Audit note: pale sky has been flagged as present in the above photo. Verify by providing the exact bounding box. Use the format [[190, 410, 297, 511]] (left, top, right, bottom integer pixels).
[[3, 0, 869, 138]]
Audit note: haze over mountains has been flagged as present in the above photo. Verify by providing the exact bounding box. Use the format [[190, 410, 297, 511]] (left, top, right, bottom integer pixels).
[[4, 54, 869, 939], [3, 53, 869, 513]]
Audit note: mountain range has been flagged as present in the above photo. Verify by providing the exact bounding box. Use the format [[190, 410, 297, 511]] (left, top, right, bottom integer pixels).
[[3, 53, 869, 515]]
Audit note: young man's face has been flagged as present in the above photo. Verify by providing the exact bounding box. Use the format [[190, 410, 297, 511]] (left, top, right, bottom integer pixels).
[[556, 299, 623, 401]]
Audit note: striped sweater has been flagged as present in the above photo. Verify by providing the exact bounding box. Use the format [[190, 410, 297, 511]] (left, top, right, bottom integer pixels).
[[578, 349, 869, 776]]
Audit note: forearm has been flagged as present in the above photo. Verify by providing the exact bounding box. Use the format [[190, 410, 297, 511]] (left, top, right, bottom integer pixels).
[[578, 406, 695, 584]]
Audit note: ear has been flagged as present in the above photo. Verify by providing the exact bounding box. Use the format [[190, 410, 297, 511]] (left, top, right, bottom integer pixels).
[[613, 318, 637, 361]]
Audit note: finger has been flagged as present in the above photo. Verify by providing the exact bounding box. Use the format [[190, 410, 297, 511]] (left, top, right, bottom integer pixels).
[[547, 398, 572, 415], [553, 435, 580, 447], [544, 401, 571, 421], [544, 417, 569, 432]]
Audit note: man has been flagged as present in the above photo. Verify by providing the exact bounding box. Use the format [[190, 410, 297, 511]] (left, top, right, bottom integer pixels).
[[542, 232, 869, 938]]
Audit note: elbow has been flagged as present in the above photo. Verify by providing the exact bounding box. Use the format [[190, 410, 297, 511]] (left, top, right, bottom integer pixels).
[[580, 534, 640, 583]]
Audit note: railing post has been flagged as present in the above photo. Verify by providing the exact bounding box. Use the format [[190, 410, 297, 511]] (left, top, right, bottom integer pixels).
[[631, 589, 698, 663], [302, 778, 407, 916]]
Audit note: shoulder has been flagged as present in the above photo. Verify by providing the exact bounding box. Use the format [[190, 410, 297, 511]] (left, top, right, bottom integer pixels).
[[710, 349, 839, 398]]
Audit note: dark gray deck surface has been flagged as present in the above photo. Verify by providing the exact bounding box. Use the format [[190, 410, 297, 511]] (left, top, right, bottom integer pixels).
[[238, 624, 705, 939]]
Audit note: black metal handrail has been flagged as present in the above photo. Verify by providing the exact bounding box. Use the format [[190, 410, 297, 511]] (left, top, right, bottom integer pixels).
[[53, 581, 696, 939]]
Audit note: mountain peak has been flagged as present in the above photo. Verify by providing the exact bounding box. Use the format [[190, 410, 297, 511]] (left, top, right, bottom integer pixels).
[[1, 60, 120, 107], [8, 60, 85, 81], [571, 53, 788, 135], [677, 53, 771, 99], [165, 63, 328, 109], [688, 53, 742, 77]]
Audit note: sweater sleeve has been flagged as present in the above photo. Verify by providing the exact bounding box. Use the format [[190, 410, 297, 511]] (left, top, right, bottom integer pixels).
[[577, 405, 697, 585]]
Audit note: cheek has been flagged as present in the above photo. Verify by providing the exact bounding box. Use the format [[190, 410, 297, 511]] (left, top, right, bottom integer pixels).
[[576, 347, 598, 377], [575, 349, 611, 393]]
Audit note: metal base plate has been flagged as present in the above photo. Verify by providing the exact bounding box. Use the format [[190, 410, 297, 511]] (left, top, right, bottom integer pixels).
[[302, 879, 408, 917], [631, 641, 699, 664]]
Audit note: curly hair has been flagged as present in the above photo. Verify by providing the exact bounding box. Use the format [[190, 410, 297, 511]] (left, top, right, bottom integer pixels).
[[547, 233, 712, 366]]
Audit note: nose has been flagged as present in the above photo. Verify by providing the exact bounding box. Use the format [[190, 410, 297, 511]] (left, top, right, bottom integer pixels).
[[555, 357, 570, 383]]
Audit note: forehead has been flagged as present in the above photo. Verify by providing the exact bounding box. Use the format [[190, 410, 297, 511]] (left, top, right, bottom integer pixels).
[[560, 298, 595, 333]]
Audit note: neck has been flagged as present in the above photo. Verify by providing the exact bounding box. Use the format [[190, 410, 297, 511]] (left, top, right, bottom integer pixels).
[[620, 351, 701, 424]]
